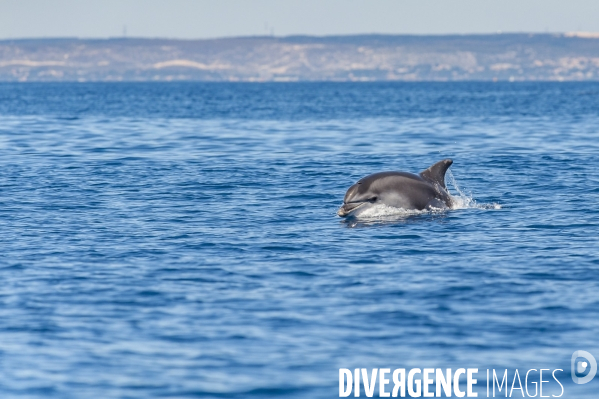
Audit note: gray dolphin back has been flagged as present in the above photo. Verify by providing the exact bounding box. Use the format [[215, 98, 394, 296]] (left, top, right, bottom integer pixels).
[[337, 158, 455, 217], [419, 159, 453, 190]]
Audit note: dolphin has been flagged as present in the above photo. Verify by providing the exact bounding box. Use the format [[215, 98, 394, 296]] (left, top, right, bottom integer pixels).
[[337, 159, 454, 217]]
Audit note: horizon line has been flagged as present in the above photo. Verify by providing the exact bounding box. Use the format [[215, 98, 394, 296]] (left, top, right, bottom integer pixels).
[[2, 31, 599, 42]]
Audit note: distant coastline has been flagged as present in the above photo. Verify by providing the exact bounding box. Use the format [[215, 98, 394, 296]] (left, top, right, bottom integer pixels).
[[1, 33, 599, 82]]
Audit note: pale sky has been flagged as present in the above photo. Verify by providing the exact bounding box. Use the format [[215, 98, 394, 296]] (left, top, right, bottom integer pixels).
[[2, 0, 599, 39]]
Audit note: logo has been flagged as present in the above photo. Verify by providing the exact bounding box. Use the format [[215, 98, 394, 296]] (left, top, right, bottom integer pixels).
[[571, 350, 597, 384]]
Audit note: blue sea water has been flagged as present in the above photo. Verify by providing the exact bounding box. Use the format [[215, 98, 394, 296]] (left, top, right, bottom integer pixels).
[[0, 82, 599, 398]]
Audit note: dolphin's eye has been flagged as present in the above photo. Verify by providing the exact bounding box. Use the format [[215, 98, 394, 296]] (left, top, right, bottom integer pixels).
[[370, 197, 378, 202]]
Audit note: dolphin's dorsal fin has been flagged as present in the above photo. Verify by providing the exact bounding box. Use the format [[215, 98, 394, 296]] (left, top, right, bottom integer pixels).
[[419, 159, 453, 189]]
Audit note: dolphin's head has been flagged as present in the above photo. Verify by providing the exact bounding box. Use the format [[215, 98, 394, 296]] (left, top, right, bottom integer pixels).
[[337, 178, 381, 217]]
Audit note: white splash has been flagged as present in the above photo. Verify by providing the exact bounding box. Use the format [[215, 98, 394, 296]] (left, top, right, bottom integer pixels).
[[353, 203, 437, 219], [446, 170, 501, 210]]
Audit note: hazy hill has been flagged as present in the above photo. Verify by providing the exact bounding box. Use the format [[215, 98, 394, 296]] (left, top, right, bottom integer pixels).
[[2, 34, 599, 82]]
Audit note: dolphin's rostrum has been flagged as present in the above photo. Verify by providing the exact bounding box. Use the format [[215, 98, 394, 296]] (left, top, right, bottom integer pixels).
[[337, 159, 454, 217]]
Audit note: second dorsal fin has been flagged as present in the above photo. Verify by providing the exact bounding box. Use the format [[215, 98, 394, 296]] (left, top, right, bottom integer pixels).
[[419, 159, 453, 189]]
